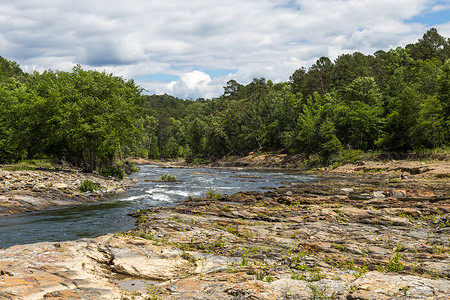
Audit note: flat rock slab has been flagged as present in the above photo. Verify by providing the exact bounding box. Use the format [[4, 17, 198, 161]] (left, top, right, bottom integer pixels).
[[1, 168, 449, 299]]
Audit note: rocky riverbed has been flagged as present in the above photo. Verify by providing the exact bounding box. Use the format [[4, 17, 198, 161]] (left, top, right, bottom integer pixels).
[[0, 160, 449, 299], [0, 168, 136, 215]]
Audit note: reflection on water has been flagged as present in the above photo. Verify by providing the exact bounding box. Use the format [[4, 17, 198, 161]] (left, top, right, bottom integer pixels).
[[0, 165, 314, 248]]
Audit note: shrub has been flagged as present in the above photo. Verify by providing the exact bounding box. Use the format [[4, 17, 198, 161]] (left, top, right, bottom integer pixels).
[[160, 174, 177, 182], [100, 166, 125, 179], [205, 188, 222, 199], [129, 161, 140, 172], [79, 180, 97, 192], [386, 252, 404, 272]]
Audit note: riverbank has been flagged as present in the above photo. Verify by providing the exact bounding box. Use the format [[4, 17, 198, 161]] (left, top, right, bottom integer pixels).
[[0, 167, 136, 216], [0, 158, 448, 299]]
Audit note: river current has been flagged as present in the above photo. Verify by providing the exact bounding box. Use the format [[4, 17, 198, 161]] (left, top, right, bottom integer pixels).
[[0, 165, 314, 248]]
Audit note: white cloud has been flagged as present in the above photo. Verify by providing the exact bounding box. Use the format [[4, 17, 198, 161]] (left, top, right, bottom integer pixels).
[[1, 0, 448, 99]]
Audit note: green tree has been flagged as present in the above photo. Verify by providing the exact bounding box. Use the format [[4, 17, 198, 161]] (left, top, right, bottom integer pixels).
[[205, 120, 229, 158], [0, 77, 33, 161], [377, 87, 420, 151], [21, 66, 143, 171], [186, 118, 207, 156], [289, 66, 307, 95], [317, 118, 342, 159], [406, 28, 450, 63], [294, 93, 341, 157], [437, 59, 450, 136], [335, 102, 383, 150], [410, 58, 442, 95], [143, 115, 159, 158], [413, 96, 445, 148], [343, 77, 382, 106], [331, 52, 374, 93]]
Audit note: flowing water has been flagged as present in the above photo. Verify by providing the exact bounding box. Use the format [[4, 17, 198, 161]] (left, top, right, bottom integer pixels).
[[0, 165, 314, 248]]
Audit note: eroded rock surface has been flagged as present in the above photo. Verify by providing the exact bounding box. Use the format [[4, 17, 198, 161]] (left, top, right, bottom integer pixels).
[[0, 169, 135, 215], [1, 170, 448, 299]]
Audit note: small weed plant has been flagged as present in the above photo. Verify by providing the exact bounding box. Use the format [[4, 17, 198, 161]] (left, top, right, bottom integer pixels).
[[205, 188, 222, 199], [79, 180, 97, 192], [386, 252, 405, 273], [308, 267, 324, 282], [160, 174, 177, 182], [145, 283, 161, 300], [308, 284, 328, 300], [291, 272, 306, 280]]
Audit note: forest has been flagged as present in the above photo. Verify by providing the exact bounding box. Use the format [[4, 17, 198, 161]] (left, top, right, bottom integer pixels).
[[0, 28, 449, 171]]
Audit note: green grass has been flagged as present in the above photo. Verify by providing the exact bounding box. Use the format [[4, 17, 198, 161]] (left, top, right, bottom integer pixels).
[[2, 159, 54, 171]]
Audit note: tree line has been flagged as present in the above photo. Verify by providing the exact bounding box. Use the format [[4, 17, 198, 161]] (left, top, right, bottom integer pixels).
[[1, 28, 449, 170], [142, 29, 449, 162]]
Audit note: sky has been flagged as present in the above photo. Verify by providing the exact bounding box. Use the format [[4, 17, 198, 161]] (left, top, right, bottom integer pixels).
[[1, 0, 449, 99]]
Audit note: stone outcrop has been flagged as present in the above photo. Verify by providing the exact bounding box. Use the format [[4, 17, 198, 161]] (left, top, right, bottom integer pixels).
[[0, 162, 450, 299], [1, 167, 448, 299], [0, 169, 136, 215]]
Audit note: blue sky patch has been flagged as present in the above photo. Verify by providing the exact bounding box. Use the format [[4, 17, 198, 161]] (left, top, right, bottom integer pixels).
[[200, 69, 238, 79], [407, 7, 450, 25]]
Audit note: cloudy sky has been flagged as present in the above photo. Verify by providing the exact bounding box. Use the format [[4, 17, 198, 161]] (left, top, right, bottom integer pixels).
[[1, 0, 449, 99]]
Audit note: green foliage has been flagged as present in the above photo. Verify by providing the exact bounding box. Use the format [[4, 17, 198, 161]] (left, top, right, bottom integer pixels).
[[291, 272, 306, 280], [160, 174, 177, 182], [406, 28, 450, 63], [353, 265, 368, 278], [0, 29, 449, 166], [307, 284, 328, 300], [1, 64, 143, 170], [308, 267, 324, 282], [2, 159, 53, 171], [100, 166, 125, 180], [332, 149, 366, 168], [145, 283, 162, 300], [181, 251, 198, 265], [205, 188, 222, 199], [386, 252, 405, 273], [79, 180, 98, 192]]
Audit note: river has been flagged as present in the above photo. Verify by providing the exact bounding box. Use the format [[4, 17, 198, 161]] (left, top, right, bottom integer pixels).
[[0, 165, 314, 248]]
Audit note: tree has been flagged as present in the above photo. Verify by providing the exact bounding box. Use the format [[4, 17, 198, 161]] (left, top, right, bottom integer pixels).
[[223, 79, 243, 97], [413, 96, 445, 148], [205, 120, 229, 158], [406, 28, 450, 63], [143, 115, 159, 158], [377, 87, 420, 151], [290, 66, 307, 95], [343, 77, 382, 106], [331, 52, 374, 93], [317, 118, 341, 159], [437, 59, 450, 137], [308, 56, 333, 94], [377, 47, 415, 100], [239, 78, 270, 151], [410, 58, 442, 96], [21, 66, 143, 171], [335, 102, 383, 150], [0, 77, 33, 162], [186, 118, 207, 156]]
